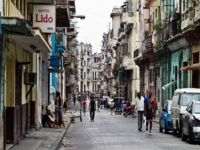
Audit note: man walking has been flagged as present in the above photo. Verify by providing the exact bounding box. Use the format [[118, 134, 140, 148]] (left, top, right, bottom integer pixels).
[[73, 94, 77, 106], [89, 94, 96, 121], [135, 92, 145, 131]]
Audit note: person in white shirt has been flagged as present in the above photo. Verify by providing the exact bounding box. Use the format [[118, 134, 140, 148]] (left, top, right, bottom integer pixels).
[[135, 92, 145, 131]]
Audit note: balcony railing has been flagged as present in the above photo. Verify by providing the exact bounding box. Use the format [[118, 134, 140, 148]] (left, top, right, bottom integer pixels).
[[145, 36, 153, 50], [195, 2, 200, 22], [121, 12, 128, 24], [181, 9, 195, 31], [156, 28, 164, 45], [122, 56, 135, 70]]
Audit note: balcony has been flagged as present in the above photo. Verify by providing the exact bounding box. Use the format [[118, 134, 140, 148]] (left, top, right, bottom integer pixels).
[[92, 78, 98, 81], [92, 63, 99, 68], [156, 29, 164, 45], [122, 56, 135, 70], [121, 12, 128, 24], [195, 2, 200, 23], [145, 36, 153, 50], [126, 12, 134, 27], [121, 38, 128, 45], [87, 77, 90, 81], [66, 75, 76, 85], [181, 9, 195, 32]]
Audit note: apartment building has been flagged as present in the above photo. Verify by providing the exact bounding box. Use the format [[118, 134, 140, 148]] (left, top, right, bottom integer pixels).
[[77, 42, 92, 93]]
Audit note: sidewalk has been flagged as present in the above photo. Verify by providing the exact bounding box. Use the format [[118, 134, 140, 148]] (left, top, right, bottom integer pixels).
[[9, 104, 77, 150]]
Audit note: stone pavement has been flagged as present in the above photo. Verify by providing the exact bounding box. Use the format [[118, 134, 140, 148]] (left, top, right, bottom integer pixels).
[[9, 104, 77, 150]]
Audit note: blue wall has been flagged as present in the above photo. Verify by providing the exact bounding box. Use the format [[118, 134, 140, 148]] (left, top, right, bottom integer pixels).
[[51, 34, 57, 94]]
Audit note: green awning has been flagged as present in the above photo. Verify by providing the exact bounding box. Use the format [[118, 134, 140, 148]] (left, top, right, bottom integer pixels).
[[1, 17, 34, 36]]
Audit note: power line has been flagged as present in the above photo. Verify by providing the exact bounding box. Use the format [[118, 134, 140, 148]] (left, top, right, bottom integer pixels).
[[86, 0, 112, 11], [77, 6, 110, 20]]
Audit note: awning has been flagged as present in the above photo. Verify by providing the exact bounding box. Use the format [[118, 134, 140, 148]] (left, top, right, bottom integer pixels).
[[162, 81, 177, 90], [180, 65, 200, 71], [1, 17, 34, 36], [56, 6, 70, 27], [10, 28, 51, 53], [48, 68, 63, 73]]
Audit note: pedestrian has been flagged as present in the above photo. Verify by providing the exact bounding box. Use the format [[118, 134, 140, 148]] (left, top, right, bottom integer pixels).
[[134, 92, 145, 131], [97, 100, 100, 112], [73, 94, 76, 106], [55, 91, 65, 128], [144, 91, 157, 135], [63, 97, 67, 114], [82, 98, 87, 114], [89, 94, 96, 121], [110, 101, 115, 115]]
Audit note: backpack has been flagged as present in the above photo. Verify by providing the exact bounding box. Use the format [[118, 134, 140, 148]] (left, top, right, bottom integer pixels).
[[144, 97, 149, 106]]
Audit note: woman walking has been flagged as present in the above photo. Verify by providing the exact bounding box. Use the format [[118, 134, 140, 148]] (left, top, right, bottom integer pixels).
[[135, 92, 145, 131]]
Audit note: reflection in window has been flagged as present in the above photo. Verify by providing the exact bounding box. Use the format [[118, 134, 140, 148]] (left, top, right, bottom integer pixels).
[[194, 103, 200, 114], [182, 93, 200, 106]]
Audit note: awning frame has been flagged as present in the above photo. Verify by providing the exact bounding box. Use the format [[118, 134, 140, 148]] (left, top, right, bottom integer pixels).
[[180, 65, 200, 71]]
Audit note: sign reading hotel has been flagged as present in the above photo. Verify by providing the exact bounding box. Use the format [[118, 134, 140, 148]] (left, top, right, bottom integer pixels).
[[33, 5, 56, 33]]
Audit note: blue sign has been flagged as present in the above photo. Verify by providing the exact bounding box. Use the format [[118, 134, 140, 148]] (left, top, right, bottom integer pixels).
[[0, 12, 2, 35]]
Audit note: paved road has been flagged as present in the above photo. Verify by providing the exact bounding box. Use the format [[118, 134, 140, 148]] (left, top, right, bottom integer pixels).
[[59, 104, 200, 150]]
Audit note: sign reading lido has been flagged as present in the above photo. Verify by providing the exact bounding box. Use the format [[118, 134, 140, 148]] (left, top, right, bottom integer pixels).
[[33, 5, 56, 33]]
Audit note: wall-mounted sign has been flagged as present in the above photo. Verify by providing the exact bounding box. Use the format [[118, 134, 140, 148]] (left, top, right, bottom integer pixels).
[[33, 5, 56, 33]]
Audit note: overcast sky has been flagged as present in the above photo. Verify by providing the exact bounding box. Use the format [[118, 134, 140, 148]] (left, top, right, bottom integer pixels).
[[76, 0, 125, 53]]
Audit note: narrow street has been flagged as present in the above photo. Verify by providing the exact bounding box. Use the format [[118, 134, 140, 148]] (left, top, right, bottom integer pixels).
[[59, 103, 200, 150]]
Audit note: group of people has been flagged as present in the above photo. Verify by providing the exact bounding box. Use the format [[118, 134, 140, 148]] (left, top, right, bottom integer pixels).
[[134, 91, 157, 135], [42, 91, 66, 128]]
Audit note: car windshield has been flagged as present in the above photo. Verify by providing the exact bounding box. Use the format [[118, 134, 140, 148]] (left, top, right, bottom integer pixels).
[[194, 103, 200, 114], [167, 101, 172, 112], [182, 93, 200, 106]]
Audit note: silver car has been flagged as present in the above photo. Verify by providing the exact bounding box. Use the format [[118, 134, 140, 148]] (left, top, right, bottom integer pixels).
[[182, 100, 200, 143]]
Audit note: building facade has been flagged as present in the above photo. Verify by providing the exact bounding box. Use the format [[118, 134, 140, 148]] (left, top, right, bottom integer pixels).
[[77, 42, 92, 93]]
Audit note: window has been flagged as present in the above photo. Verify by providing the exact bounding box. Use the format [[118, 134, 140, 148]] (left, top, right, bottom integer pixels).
[[182, 93, 200, 106], [150, 68, 154, 83], [84, 72, 86, 79], [193, 52, 199, 64], [194, 103, 200, 114]]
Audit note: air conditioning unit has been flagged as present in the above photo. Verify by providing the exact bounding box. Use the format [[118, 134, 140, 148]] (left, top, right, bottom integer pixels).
[[24, 72, 37, 85]]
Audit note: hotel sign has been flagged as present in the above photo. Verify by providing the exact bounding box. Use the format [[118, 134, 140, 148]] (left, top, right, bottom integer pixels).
[[33, 5, 56, 33]]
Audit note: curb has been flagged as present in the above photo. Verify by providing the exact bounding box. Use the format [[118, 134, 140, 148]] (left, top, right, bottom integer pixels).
[[53, 115, 72, 150]]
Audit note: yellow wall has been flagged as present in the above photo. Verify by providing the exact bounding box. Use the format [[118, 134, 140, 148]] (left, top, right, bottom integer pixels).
[[5, 41, 33, 105], [5, 57, 15, 107]]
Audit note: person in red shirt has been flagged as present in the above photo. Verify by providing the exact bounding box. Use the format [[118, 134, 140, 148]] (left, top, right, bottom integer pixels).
[[82, 99, 87, 114]]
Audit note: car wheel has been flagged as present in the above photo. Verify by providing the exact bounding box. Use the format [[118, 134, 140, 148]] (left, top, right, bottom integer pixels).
[[181, 132, 187, 141], [188, 126, 194, 144], [159, 124, 163, 132], [165, 128, 168, 134], [172, 128, 177, 135]]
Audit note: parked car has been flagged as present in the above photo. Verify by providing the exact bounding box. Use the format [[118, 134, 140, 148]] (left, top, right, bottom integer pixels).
[[182, 100, 200, 143], [159, 100, 172, 134], [170, 88, 200, 135]]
